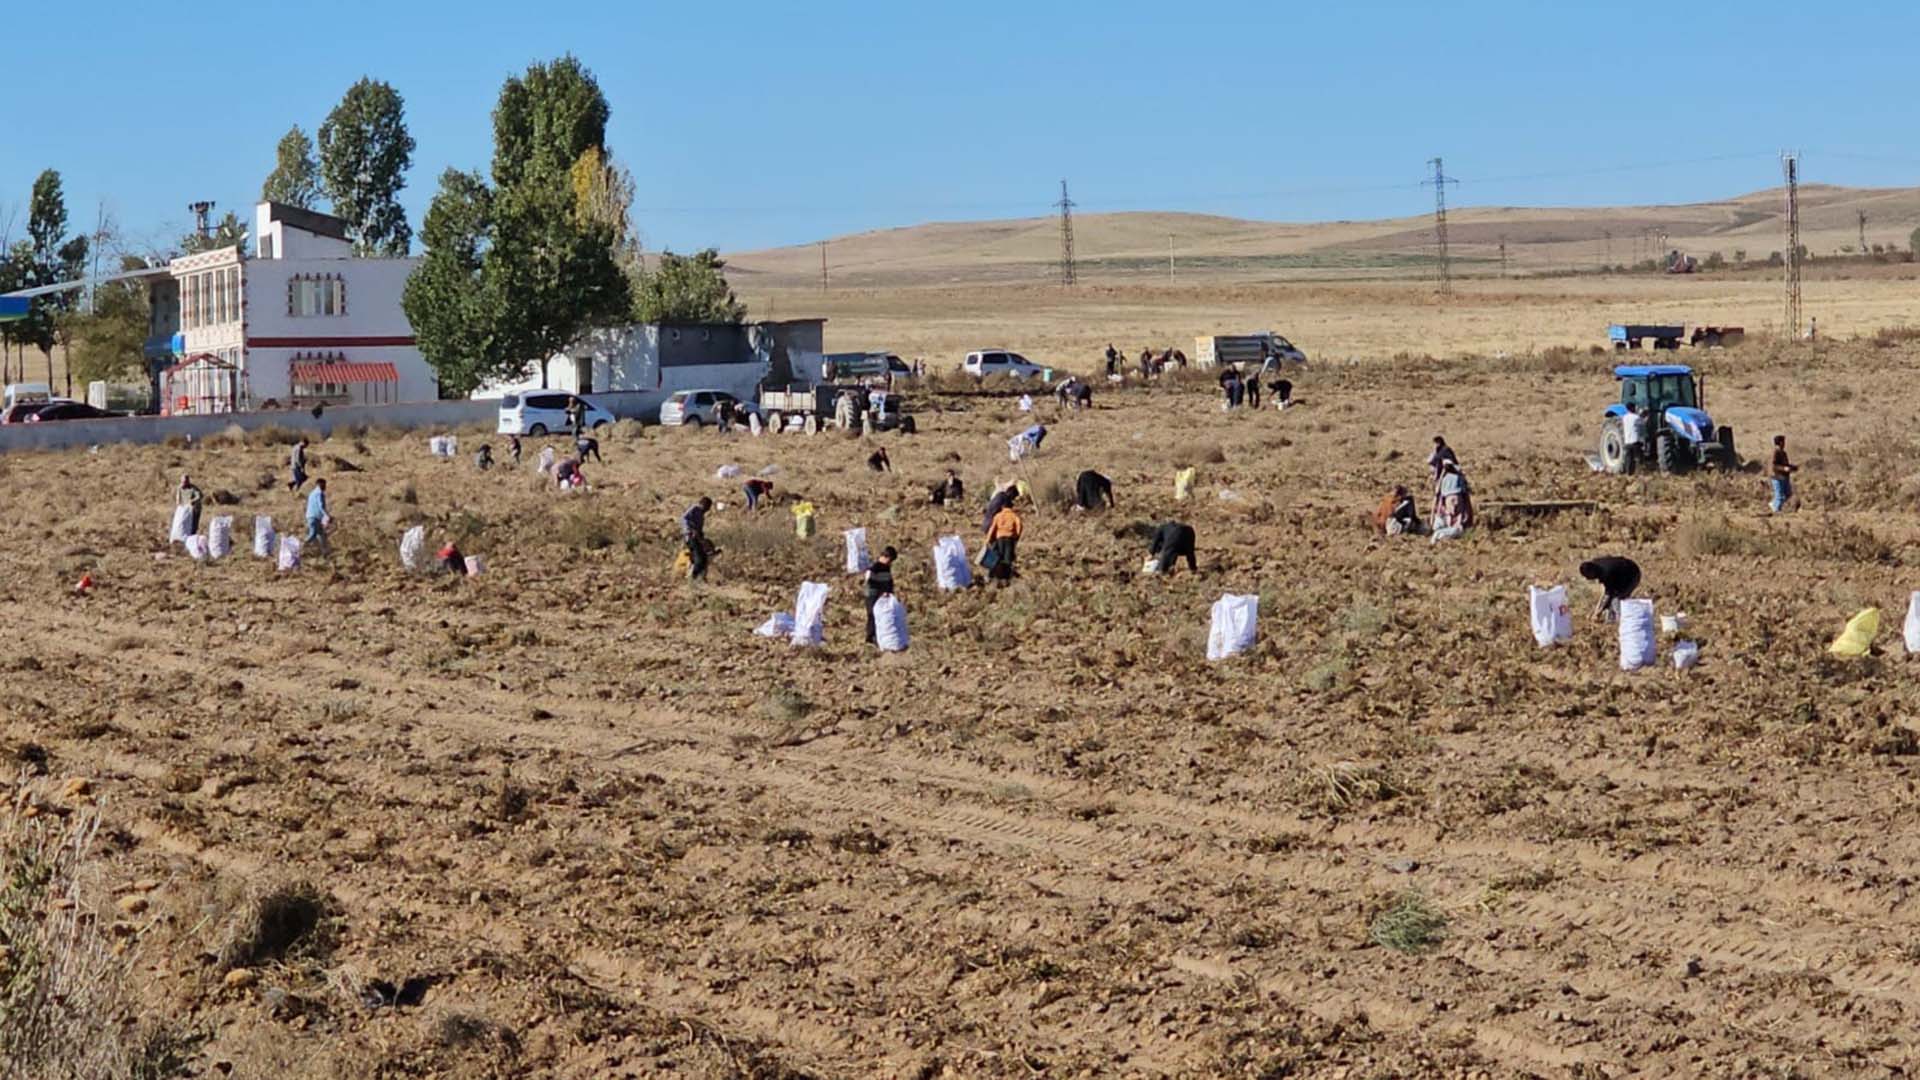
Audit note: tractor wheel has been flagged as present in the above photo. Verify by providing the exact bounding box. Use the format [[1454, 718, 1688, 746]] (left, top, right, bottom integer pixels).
[[1655, 432, 1681, 474], [1599, 418, 1631, 475], [766, 411, 784, 433], [1716, 424, 1738, 468]]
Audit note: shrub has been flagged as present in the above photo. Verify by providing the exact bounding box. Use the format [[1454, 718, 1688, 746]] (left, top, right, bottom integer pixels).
[[554, 509, 621, 552], [612, 418, 647, 441], [0, 785, 194, 1077], [1368, 891, 1447, 953], [214, 879, 333, 969]]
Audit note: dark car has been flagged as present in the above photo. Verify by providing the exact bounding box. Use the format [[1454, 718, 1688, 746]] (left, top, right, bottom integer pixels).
[[0, 402, 52, 424], [26, 402, 125, 422]]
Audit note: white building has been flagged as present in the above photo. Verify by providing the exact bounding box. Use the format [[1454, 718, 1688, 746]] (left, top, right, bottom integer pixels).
[[472, 319, 826, 419], [163, 202, 438, 414]]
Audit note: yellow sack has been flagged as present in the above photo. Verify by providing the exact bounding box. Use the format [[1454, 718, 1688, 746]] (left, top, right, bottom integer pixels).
[[1014, 480, 1031, 501], [792, 501, 816, 539], [1829, 608, 1881, 657], [1175, 467, 1197, 501], [672, 548, 692, 576]]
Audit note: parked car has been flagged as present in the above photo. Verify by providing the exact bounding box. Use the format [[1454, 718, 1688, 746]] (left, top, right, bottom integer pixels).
[[26, 402, 124, 422], [659, 389, 759, 427], [963, 349, 1047, 379], [495, 392, 615, 436], [0, 401, 57, 424]]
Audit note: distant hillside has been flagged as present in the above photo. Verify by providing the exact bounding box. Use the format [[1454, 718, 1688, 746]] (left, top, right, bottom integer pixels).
[[724, 185, 1920, 288]]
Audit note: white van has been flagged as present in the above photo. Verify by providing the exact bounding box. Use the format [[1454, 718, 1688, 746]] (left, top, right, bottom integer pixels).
[[962, 350, 1047, 379], [496, 392, 615, 436]]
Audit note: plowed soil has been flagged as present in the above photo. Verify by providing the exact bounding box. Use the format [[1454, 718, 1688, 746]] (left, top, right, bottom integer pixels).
[[7, 337, 1920, 1078]]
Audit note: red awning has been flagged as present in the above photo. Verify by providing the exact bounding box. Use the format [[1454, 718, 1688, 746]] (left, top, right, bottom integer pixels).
[[290, 361, 398, 384]]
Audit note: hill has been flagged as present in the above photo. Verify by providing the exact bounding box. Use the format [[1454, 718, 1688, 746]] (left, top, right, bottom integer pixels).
[[725, 184, 1920, 288]]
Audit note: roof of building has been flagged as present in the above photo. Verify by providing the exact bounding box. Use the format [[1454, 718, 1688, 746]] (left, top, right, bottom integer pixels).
[[265, 201, 351, 242], [291, 360, 398, 384]]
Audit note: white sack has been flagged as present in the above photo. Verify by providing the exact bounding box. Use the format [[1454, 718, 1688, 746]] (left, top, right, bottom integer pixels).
[[537, 446, 556, 475], [277, 535, 302, 572], [1618, 597, 1656, 671], [748, 412, 763, 436], [463, 555, 484, 577], [1528, 585, 1573, 647], [444, 435, 457, 457], [844, 527, 872, 573], [755, 612, 796, 638], [716, 464, 742, 480], [790, 581, 830, 647], [1904, 591, 1920, 655], [207, 516, 234, 560], [1660, 613, 1689, 634], [873, 594, 909, 652], [253, 515, 276, 558], [1018, 394, 1033, 412], [169, 505, 193, 544], [1007, 435, 1029, 463], [183, 536, 209, 561], [1206, 593, 1259, 661], [932, 535, 973, 591], [399, 525, 428, 572], [1672, 640, 1700, 670], [427, 435, 444, 456]]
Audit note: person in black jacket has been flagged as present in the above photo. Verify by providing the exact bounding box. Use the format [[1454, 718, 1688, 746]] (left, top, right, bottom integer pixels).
[[1073, 469, 1114, 511], [1148, 521, 1197, 575], [864, 546, 897, 645], [1579, 556, 1641, 621]]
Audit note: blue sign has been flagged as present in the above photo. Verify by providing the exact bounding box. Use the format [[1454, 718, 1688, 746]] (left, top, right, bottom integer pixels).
[[171, 332, 186, 356], [0, 296, 26, 323]]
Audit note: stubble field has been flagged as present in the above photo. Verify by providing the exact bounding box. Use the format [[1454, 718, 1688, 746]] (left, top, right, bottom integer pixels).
[[8, 282, 1920, 1078]]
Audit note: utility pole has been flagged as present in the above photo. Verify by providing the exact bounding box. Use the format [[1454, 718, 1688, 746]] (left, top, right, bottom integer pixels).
[[1055, 179, 1077, 286], [1858, 209, 1868, 254], [1167, 233, 1174, 283], [818, 240, 827, 293], [1604, 229, 1612, 269], [1498, 235, 1508, 277], [1423, 157, 1457, 297], [1783, 152, 1802, 339]]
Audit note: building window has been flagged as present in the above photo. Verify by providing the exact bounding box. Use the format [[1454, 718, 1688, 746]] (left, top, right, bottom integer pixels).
[[287, 273, 347, 317], [227, 268, 241, 324]]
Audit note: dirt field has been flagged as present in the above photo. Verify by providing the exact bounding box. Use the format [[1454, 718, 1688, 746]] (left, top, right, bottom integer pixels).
[[10, 326, 1920, 1077], [749, 264, 1920, 371]]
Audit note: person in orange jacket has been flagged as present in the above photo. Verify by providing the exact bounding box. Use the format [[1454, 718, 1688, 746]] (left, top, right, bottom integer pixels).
[[985, 502, 1023, 584]]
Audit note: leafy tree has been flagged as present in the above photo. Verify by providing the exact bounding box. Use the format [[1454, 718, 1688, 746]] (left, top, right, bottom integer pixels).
[[1732, 249, 1746, 264], [180, 210, 247, 255], [485, 178, 630, 387], [492, 56, 610, 190], [408, 57, 631, 394], [23, 170, 88, 387], [67, 255, 152, 385], [403, 170, 499, 396], [319, 78, 416, 255], [1702, 251, 1725, 270], [262, 125, 321, 209], [633, 250, 746, 324], [0, 242, 29, 383]]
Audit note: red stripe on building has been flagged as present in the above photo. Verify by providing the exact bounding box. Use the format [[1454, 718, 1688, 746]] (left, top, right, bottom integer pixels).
[[247, 335, 416, 348]]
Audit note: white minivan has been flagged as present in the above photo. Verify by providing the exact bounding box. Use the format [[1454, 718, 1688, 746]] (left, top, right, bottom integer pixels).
[[963, 349, 1047, 379], [496, 392, 615, 436]]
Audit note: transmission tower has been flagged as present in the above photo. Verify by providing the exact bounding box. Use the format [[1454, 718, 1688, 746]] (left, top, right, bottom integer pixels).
[[1055, 180, 1077, 286], [1858, 210, 1868, 254], [1783, 152, 1802, 339], [1423, 158, 1457, 296], [187, 200, 213, 240]]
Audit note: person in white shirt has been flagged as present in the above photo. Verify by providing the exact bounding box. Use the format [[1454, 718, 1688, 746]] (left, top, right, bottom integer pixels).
[[1621, 404, 1649, 471]]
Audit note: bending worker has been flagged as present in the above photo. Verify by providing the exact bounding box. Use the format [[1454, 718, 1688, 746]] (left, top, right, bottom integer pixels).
[[1148, 520, 1197, 575], [1073, 469, 1115, 511]]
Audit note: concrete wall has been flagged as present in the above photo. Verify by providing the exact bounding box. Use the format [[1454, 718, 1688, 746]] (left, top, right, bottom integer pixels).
[[0, 400, 497, 455]]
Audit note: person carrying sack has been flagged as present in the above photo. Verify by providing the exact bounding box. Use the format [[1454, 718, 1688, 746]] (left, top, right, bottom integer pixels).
[[984, 502, 1023, 584], [864, 546, 897, 645]]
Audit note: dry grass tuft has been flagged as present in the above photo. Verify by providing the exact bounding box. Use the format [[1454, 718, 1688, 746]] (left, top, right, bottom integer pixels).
[[215, 879, 333, 970], [759, 688, 813, 725], [1368, 891, 1447, 953], [1293, 761, 1416, 815]]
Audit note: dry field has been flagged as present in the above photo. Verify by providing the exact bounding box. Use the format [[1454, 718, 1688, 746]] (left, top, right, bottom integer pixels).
[[751, 263, 1920, 367], [7, 324, 1920, 1078]]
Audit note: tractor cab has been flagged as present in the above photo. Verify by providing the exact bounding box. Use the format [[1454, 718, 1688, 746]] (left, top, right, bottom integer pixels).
[[1598, 364, 1736, 475]]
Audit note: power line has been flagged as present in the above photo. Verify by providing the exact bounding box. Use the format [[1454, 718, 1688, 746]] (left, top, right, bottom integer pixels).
[[1423, 157, 1458, 297], [1055, 179, 1076, 286]]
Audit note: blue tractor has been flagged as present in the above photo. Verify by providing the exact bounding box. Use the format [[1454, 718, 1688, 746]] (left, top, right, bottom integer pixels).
[[1598, 364, 1737, 475]]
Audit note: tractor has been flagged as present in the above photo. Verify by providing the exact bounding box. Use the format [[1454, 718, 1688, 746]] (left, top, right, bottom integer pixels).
[[1597, 364, 1736, 475]]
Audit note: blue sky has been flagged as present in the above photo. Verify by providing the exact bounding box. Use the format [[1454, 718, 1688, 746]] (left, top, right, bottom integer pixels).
[[2, 0, 1916, 256]]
